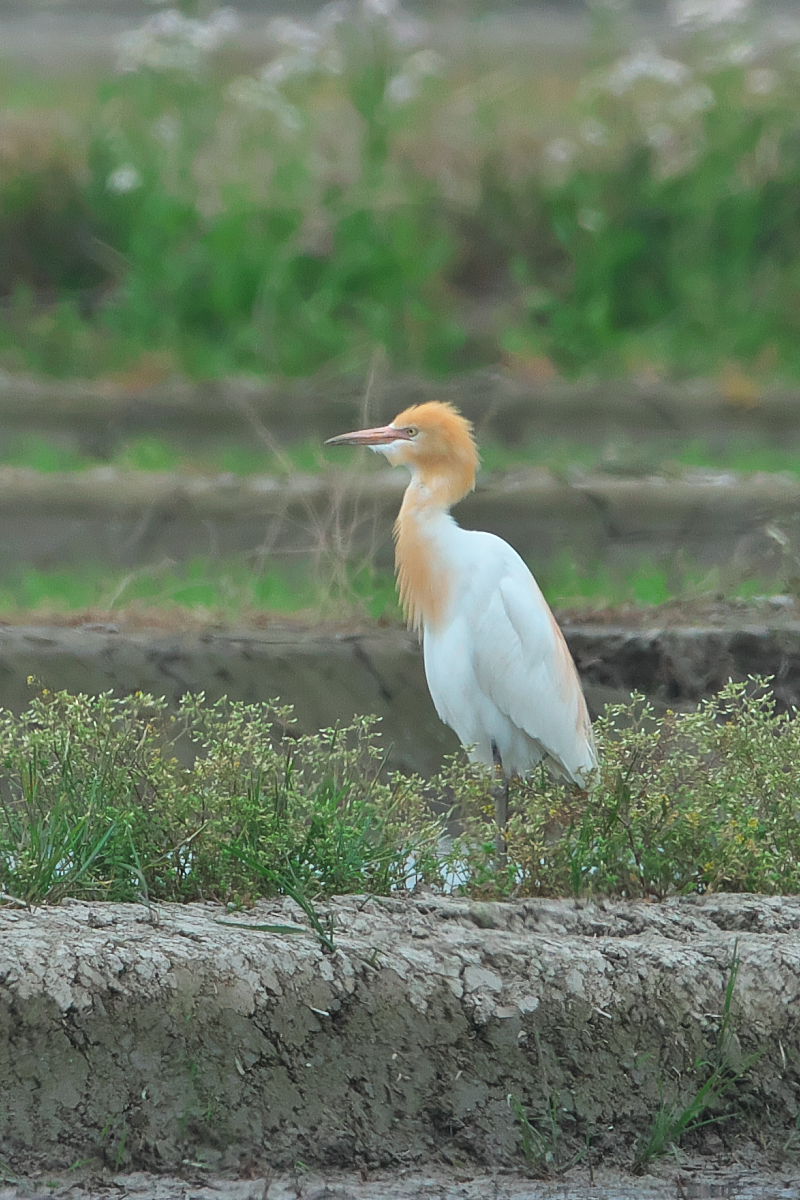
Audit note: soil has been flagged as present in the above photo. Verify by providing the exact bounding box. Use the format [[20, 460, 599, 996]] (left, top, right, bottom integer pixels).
[[1, 894, 799, 1197], [0, 461, 796, 583], [1, 603, 799, 774], [2, 1163, 799, 1200]]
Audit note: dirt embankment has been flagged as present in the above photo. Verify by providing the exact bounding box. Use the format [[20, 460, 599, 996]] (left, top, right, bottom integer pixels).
[[1, 893, 799, 1181], [1, 608, 799, 773], [0, 465, 796, 581]]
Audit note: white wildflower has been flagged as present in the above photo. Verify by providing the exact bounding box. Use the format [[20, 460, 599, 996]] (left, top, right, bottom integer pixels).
[[405, 48, 442, 77], [210, 8, 241, 37], [260, 54, 317, 87], [670, 83, 715, 119], [153, 113, 180, 145], [544, 138, 577, 168], [386, 48, 441, 105], [747, 67, 778, 96], [580, 118, 608, 146], [723, 40, 756, 66], [268, 18, 322, 57], [357, 0, 427, 49], [227, 77, 303, 133], [116, 6, 238, 74], [671, 0, 752, 32], [150, 9, 184, 37], [578, 207, 604, 234], [645, 123, 675, 150], [319, 2, 348, 30], [362, 0, 399, 17], [386, 73, 416, 105], [605, 43, 691, 95], [106, 164, 142, 194]]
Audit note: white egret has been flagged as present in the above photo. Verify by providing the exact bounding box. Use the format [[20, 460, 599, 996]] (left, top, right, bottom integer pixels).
[[326, 401, 596, 847]]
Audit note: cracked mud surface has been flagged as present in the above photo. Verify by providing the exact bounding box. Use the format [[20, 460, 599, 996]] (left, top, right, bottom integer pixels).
[[2, 1164, 799, 1200], [1, 894, 799, 1192]]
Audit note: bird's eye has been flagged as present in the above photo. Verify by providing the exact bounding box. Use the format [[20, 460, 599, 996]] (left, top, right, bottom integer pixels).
[[405, 426, 419, 438]]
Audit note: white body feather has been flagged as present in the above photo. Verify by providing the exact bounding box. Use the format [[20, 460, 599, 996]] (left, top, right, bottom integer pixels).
[[417, 509, 597, 784]]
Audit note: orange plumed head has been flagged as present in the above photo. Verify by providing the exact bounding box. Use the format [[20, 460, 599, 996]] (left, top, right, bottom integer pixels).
[[326, 400, 479, 506], [326, 401, 481, 632]]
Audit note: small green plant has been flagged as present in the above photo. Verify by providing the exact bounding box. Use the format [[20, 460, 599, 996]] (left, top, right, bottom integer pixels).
[[1, 677, 800, 907], [632, 945, 758, 1169], [238, 858, 338, 953], [447, 678, 800, 899], [509, 1093, 583, 1178], [0, 688, 442, 905], [0, 558, 401, 623], [0, 554, 781, 625]]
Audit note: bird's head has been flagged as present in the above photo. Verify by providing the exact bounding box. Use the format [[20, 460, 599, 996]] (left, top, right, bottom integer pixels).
[[326, 400, 479, 502]]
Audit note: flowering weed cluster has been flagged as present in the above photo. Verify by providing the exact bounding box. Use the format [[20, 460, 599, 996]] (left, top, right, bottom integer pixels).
[[1, 678, 799, 905], [451, 679, 800, 899], [0, 688, 441, 904], [3, 0, 800, 377]]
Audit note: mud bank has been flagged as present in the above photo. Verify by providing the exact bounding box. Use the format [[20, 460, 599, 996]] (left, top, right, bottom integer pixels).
[[1, 372, 799, 451], [0, 465, 796, 581], [0, 894, 798, 1177], [1, 609, 799, 773], [4, 1163, 800, 1200]]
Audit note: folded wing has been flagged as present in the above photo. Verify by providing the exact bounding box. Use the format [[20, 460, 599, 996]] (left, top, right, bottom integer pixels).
[[471, 551, 596, 785]]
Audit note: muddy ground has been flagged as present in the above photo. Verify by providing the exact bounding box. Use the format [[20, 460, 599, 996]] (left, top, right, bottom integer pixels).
[[1, 895, 799, 1198], [1, 602, 799, 773], [2, 1163, 799, 1200], [0, 465, 797, 583]]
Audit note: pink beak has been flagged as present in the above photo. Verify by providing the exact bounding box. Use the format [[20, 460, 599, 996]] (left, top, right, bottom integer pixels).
[[325, 424, 412, 447]]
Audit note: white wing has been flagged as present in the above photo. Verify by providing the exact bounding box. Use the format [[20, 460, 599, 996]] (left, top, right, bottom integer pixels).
[[468, 535, 596, 784]]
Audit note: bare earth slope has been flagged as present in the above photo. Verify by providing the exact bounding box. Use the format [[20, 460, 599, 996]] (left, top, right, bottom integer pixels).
[[1, 893, 799, 1191]]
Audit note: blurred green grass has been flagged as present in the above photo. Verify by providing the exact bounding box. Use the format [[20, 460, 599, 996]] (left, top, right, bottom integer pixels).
[[2, 3, 800, 381], [0, 555, 777, 623], [5, 432, 800, 479]]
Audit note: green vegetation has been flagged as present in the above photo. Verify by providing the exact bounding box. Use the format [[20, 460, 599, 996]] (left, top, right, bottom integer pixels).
[[509, 1091, 579, 1178], [453, 681, 800, 899], [0, 689, 440, 905], [0, 555, 778, 623], [632, 948, 757, 1171], [3, 2, 800, 380], [1, 678, 799, 906], [0, 560, 397, 621], [6, 432, 800, 481]]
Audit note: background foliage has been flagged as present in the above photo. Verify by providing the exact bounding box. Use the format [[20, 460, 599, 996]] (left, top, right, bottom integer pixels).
[[1, 0, 798, 379]]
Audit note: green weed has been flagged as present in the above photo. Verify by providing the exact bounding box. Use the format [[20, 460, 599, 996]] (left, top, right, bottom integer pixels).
[[448, 679, 800, 899], [0, 559, 400, 622], [508, 1027, 585, 1177], [633, 945, 758, 1169], [8, 432, 800, 481], [508, 1094, 565, 1178], [0, 554, 782, 625], [0, 689, 442, 905], [0, 678, 799, 906]]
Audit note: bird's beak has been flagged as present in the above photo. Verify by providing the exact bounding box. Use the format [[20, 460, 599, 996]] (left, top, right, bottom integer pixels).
[[325, 424, 412, 447]]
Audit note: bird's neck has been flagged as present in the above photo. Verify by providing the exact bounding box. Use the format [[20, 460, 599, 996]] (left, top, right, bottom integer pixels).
[[393, 473, 466, 635]]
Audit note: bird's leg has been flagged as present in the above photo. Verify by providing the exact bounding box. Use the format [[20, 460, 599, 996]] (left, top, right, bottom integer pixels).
[[491, 739, 509, 871]]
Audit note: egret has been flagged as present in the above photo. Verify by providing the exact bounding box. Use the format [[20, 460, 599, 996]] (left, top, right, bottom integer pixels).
[[326, 401, 596, 848]]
